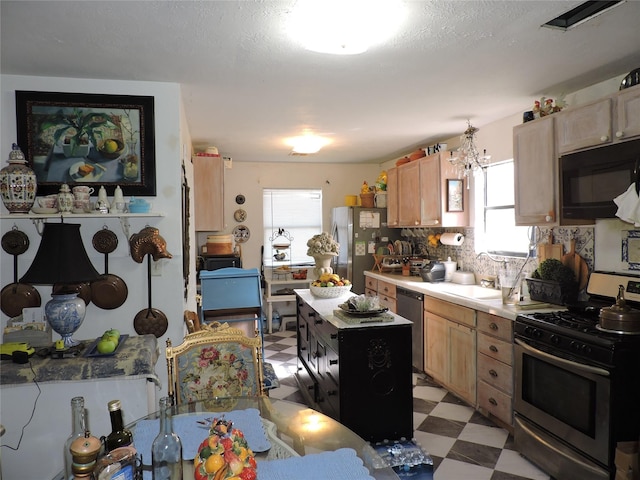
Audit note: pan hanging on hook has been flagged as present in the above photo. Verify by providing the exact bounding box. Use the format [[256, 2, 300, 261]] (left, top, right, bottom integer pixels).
[[133, 252, 168, 337], [1, 228, 41, 317]]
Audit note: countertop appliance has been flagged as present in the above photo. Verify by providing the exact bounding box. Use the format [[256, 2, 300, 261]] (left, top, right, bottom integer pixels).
[[560, 138, 640, 220], [331, 206, 401, 295], [513, 271, 640, 480], [420, 261, 445, 282], [396, 287, 424, 371]]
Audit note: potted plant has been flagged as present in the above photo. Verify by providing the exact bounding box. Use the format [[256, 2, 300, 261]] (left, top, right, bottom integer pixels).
[[41, 108, 116, 157], [526, 258, 578, 305]]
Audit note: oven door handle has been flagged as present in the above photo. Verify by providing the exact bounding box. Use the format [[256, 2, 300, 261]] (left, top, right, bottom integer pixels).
[[515, 338, 610, 377]]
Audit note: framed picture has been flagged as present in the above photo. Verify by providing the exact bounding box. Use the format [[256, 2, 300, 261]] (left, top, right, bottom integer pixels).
[[446, 178, 464, 212], [15, 90, 156, 196]]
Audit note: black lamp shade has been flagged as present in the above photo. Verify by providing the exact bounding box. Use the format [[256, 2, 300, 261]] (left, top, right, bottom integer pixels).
[[20, 223, 100, 285]]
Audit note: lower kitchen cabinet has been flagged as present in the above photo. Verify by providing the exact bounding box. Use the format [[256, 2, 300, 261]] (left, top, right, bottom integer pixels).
[[476, 311, 514, 430], [424, 297, 476, 406], [295, 294, 413, 442]]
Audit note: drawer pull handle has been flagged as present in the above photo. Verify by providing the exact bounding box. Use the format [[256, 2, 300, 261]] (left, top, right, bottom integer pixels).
[[489, 369, 498, 377], [490, 322, 498, 330], [489, 345, 498, 353], [299, 324, 306, 329], [307, 385, 314, 391], [315, 319, 322, 325], [328, 390, 338, 396], [300, 346, 307, 351], [329, 359, 338, 365], [330, 334, 338, 339], [489, 398, 498, 406]]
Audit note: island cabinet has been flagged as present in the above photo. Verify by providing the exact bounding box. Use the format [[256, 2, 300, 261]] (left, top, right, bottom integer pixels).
[[476, 311, 514, 431], [424, 296, 476, 405], [295, 293, 413, 442], [193, 154, 224, 231]]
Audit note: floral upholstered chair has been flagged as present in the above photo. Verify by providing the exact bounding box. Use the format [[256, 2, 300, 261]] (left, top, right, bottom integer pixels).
[[166, 322, 265, 406]]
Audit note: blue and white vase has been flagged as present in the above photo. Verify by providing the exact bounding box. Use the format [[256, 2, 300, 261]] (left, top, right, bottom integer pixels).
[[45, 293, 86, 347]]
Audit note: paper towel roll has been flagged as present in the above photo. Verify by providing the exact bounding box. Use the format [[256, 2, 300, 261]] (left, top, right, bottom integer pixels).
[[440, 233, 465, 246]]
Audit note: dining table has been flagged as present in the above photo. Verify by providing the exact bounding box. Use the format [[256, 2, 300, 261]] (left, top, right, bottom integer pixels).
[[52, 396, 403, 480]]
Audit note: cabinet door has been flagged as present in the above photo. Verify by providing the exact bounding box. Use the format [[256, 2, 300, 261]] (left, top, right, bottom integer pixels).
[[514, 116, 557, 225], [193, 155, 224, 231], [398, 161, 421, 226], [386, 167, 399, 227], [616, 86, 640, 141], [439, 151, 469, 227], [556, 98, 613, 154], [424, 311, 447, 384], [418, 154, 441, 226], [448, 320, 476, 405]]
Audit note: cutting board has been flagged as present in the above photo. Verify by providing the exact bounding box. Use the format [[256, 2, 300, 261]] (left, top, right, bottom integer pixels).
[[537, 242, 563, 262], [561, 239, 589, 291]]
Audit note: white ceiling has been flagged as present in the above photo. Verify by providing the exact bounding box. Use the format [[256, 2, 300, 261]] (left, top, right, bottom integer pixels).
[[2, 1, 640, 164]]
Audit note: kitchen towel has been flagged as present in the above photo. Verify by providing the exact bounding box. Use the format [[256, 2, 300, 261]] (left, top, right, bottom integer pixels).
[[439, 232, 464, 246], [613, 183, 640, 226]]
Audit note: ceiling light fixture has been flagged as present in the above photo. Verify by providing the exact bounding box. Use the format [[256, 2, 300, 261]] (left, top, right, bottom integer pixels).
[[287, 0, 406, 55], [287, 133, 330, 155], [542, 1, 624, 30], [449, 121, 490, 187]]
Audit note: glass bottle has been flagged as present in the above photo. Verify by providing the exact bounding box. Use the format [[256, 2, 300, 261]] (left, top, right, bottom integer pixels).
[[152, 396, 183, 480], [104, 399, 133, 452], [64, 396, 85, 480]]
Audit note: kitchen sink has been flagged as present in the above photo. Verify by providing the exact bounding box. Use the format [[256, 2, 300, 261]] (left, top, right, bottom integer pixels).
[[436, 284, 502, 300]]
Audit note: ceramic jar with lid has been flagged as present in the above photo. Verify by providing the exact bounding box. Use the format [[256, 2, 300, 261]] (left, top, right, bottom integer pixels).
[[0, 143, 37, 213], [57, 184, 74, 213]]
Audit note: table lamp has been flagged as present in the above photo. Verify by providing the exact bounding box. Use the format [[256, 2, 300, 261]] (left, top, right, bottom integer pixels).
[[20, 222, 100, 347]]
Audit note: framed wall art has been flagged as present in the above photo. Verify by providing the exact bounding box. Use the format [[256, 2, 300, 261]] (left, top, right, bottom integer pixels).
[[446, 178, 464, 212], [15, 90, 156, 196]]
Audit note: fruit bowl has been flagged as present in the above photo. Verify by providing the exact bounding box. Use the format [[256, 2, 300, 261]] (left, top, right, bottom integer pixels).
[[310, 284, 352, 298], [98, 139, 126, 159]]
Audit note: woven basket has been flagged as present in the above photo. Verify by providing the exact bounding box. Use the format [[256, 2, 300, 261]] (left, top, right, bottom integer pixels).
[[310, 284, 352, 299]]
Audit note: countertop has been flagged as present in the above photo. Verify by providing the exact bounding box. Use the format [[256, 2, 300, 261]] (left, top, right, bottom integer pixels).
[[364, 271, 561, 320], [295, 289, 413, 329]]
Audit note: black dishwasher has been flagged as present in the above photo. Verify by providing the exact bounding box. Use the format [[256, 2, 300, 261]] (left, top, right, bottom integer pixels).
[[396, 287, 424, 371]]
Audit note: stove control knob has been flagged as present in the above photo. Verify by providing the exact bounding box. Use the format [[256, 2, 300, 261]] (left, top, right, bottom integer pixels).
[[550, 334, 561, 345], [581, 345, 592, 355], [570, 341, 581, 351]]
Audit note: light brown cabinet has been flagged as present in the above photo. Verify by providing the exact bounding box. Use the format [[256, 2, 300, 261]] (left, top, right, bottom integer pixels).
[[398, 160, 421, 226], [616, 85, 640, 141], [386, 167, 399, 227], [424, 297, 476, 405], [365, 278, 397, 312], [476, 311, 514, 430], [193, 155, 224, 231], [513, 115, 557, 226]]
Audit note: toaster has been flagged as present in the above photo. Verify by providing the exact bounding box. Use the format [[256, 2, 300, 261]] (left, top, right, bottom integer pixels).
[[420, 261, 446, 282]]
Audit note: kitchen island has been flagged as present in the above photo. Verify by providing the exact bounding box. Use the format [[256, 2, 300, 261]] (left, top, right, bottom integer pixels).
[[294, 289, 414, 442]]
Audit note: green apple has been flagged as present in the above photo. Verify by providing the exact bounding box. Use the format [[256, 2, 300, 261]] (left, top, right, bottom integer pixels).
[[96, 338, 117, 354]]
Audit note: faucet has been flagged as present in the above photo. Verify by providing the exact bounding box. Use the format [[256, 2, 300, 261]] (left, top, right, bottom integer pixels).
[[476, 251, 508, 270]]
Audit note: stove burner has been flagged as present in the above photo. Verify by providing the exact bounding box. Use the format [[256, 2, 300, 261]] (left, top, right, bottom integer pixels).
[[531, 311, 599, 333]]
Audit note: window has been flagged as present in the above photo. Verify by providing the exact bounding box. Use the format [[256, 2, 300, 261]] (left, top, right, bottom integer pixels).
[[474, 160, 530, 257], [263, 188, 323, 266]]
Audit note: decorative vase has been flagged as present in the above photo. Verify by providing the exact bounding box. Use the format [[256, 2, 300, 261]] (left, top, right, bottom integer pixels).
[[0, 143, 37, 213], [313, 253, 336, 277], [57, 183, 74, 213], [45, 293, 86, 348]]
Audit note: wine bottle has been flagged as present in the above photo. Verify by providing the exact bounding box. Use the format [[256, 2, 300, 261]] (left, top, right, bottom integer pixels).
[[104, 399, 133, 452], [64, 396, 86, 480], [152, 396, 183, 480]]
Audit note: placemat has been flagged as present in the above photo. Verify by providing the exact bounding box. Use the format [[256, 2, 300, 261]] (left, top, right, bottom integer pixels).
[[133, 408, 271, 465], [259, 448, 374, 480], [333, 309, 395, 324]]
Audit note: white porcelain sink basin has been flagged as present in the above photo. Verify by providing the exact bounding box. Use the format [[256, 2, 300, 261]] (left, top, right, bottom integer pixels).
[[436, 284, 502, 300]]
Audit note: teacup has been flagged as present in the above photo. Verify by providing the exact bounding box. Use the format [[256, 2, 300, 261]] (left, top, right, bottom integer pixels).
[[72, 186, 94, 195], [74, 200, 90, 212], [73, 192, 91, 202], [38, 196, 57, 209]]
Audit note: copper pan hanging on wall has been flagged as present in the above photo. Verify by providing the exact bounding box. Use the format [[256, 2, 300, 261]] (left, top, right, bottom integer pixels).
[[90, 227, 128, 310], [1, 228, 41, 317]]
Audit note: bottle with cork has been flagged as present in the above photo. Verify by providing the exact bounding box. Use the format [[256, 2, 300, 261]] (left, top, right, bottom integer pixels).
[[104, 399, 133, 452]]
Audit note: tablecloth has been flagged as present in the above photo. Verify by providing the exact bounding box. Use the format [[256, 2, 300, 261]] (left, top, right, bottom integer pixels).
[[259, 448, 374, 480]]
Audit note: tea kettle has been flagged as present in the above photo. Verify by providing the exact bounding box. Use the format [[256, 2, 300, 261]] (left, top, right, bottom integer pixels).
[[420, 261, 445, 282]]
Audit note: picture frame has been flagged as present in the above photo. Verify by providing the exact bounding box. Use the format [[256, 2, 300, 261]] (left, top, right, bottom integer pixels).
[[15, 90, 156, 196], [446, 178, 464, 212]]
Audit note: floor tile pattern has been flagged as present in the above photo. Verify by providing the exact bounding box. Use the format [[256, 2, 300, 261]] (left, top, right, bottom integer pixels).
[[263, 329, 551, 480]]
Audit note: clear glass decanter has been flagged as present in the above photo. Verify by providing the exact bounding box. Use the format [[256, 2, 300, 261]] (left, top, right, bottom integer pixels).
[[64, 396, 85, 480], [151, 396, 183, 480]]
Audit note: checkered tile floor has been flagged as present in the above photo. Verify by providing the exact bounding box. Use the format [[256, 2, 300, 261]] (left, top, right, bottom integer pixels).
[[263, 329, 551, 480]]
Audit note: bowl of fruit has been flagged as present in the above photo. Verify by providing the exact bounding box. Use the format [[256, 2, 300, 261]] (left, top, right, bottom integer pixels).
[[310, 273, 352, 298], [98, 139, 126, 159]]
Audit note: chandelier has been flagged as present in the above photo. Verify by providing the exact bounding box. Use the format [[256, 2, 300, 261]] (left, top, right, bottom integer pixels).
[[449, 121, 490, 185]]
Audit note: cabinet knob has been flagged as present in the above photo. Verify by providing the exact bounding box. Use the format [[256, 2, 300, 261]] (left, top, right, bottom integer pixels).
[[600, 135, 609, 142], [489, 345, 498, 353], [545, 215, 553, 222], [329, 359, 338, 365], [327, 390, 338, 396], [309, 312, 316, 317], [300, 346, 307, 351], [489, 398, 498, 406], [616, 131, 624, 139], [489, 369, 498, 377], [315, 319, 322, 325], [489, 322, 498, 330], [330, 334, 337, 339], [299, 324, 306, 329]]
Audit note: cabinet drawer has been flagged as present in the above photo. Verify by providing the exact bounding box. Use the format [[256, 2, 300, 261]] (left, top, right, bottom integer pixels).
[[424, 296, 475, 327], [377, 280, 396, 299], [379, 295, 396, 312], [296, 358, 317, 402], [297, 316, 310, 361], [477, 311, 513, 342], [478, 380, 512, 427], [365, 288, 377, 298], [477, 331, 513, 365], [365, 277, 378, 291], [477, 352, 513, 394]]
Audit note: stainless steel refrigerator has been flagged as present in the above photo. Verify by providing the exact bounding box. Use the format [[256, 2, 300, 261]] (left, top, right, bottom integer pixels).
[[331, 206, 401, 294]]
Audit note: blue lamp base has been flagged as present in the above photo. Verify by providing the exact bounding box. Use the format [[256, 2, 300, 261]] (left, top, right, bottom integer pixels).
[[45, 293, 86, 348]]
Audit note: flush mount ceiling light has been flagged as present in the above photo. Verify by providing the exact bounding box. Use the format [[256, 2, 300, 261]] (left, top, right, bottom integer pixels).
[[287, 0, 406, 55], [286, 133, 331, 155], [542, 1, 624, 30], [449, 121, 490, 187]]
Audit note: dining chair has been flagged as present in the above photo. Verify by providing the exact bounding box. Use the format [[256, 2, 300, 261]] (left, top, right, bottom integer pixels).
[[166, 321, 266, 406]]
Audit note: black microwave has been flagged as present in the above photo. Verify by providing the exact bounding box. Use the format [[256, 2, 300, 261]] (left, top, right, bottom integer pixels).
[[561, 139, 640, 219]]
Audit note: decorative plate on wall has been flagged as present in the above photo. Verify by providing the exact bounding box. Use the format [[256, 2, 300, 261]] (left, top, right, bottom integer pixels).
[[233, 225, 250, 243], [234, 208, 247, 222]]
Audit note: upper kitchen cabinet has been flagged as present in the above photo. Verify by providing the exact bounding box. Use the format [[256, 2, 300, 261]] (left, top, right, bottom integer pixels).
[[438, 151, 470, 227], [386, 167, 399, 227], [514, 115, 557, 225], [193, 154, 224, 231], [556, 84, 640, 154]]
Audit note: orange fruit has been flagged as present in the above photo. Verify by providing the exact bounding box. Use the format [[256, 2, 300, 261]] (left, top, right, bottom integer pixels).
[[204, 453, 225, 473]]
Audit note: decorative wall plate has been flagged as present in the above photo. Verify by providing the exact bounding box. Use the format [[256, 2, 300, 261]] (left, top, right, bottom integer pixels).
[[233, 225, 250, 243], [235, 194, 245, 205], [234, 208, 247, 222]]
